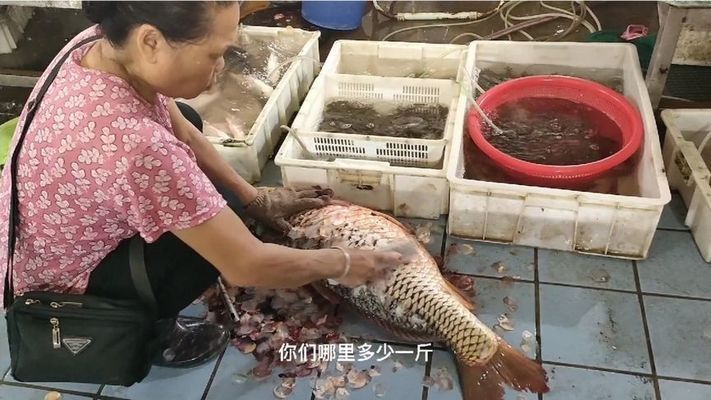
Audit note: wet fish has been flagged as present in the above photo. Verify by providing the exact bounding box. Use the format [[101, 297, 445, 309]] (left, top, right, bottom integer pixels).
[[285, 203, 549, 400]]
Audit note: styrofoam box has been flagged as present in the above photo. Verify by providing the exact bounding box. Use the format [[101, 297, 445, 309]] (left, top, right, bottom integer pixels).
[[446, 41, 671, 260], [661, 109, 711, 262], [320, 40, 466, 79], [289, 73, 461, 167], [183, 25, 320, 183]]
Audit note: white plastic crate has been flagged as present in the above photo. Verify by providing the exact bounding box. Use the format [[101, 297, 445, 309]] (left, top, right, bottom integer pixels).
[[274, 133, 450, 219], [321, 40, 466, 79], [289, 73, 461, 167], [274, 91, 463, 220], [446, 41, 671, 260], [182, 25, 320, 183], [661, 109, 711, 262]]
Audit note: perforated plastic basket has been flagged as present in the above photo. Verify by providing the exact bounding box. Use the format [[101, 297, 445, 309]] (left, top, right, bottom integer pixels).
[[290, 73, 461, 167]]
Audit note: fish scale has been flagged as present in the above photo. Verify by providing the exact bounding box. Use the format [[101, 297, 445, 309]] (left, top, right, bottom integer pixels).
[[288, 204, 499, 365]]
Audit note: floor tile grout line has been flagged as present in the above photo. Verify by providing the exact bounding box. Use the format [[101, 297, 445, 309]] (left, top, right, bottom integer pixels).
[[421, 350, 433, 400], [656, 375, 711, 386], [656, 227, 690, 232], [200, 347, 228, 400], [96, 383, 105, 397], [633, 260, 663, 400], [544, 359, 711, 386], [0, 380, 98, 397], [542, 360, 654, 378], [515, 279, 711, 303], [534, 248, 544, 400], [538, 281, 637, 294], [642, 291, 711, 302]]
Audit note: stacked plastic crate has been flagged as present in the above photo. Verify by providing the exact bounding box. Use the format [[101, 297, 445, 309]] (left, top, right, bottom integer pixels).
[[275, 40, 467, 219], [446, 41, 671, 260], [661, 109, 711, 262]]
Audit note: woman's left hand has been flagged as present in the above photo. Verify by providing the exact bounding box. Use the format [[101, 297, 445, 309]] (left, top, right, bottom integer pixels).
[[244, 186, 334, 234]]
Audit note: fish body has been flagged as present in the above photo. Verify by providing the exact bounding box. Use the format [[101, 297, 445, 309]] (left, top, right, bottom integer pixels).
[[286, 203, 549, 399]]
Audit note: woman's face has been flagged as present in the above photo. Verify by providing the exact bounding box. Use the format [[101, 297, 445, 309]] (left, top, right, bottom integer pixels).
[[137, 3, 240, 100]]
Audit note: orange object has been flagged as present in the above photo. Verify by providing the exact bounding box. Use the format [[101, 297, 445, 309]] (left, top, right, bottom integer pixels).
[[240, 1, 270, 20]]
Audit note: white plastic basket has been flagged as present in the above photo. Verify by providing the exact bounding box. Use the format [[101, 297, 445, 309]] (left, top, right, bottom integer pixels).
[[446, 41, 671, 260], [321, 40, 466, 79], [274, 132, 450, 219], [274, 94, 464, 219], [289, 73, 461, 167], [181, 25, 320, 183], [661, 109, 711, 262]]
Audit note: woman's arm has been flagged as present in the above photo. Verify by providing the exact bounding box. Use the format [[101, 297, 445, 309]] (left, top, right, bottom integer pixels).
[[171, 207, 403, 289], [166, 99, 334, 233], [167, 99, 259, 205]]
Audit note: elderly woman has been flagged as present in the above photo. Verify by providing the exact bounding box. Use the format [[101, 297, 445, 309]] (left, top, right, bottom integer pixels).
[[0, 1, 402, 369]]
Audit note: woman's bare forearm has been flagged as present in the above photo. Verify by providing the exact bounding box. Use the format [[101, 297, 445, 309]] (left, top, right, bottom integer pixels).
[[226, 244, 345, 289]]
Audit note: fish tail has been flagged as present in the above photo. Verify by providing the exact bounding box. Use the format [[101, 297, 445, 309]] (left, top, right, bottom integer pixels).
[[456, 338, 549, 400]]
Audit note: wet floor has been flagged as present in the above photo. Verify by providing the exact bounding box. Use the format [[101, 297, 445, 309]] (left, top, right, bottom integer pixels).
[[2, 178, 707, 400]]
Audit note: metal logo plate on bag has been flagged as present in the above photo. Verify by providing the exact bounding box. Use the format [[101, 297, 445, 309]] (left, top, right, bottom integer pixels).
[[62, 337, 92, 356]]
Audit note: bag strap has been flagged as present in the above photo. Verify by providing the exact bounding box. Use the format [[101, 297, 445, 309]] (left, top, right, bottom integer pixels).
[[129, 236, 158, 315], [3, 35, 157, 314]]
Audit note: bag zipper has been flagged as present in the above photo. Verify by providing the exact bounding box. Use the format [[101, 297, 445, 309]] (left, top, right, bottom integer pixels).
[[21, 298, 148, 321], [50, 317, 60, 349], [25, 298, 83, 308]]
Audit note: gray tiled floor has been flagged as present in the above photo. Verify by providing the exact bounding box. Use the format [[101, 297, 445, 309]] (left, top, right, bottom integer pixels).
[[537, 249, 637, 291], [444, 236, 536, 281], [1, 186, 710, 400], [542, 364, 656, 400], [539, 285, 651, 373], [644, 296, 711, 382], [638, 229, 711, 300], [659, 379, 711, 400]]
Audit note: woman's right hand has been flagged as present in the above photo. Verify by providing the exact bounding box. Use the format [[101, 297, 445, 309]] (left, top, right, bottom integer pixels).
[[331, 248, 404, 288]]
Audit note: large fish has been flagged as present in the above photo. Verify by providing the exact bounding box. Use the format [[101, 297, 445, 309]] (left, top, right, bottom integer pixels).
[[285, 203, 549, 400]]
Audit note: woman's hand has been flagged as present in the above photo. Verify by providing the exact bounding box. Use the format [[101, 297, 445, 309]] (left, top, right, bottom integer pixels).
[[331, 248, 404, 288], [244, 186, 334, 234]]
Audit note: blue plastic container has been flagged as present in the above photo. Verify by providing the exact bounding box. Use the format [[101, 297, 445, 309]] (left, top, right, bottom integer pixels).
[[301, 1, 367, 31]]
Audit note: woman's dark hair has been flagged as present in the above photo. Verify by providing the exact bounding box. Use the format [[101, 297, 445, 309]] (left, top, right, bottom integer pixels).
[[82, 1, 236, 46]]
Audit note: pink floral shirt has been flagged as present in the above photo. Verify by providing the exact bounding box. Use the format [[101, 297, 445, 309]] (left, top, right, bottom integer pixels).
[[0, 26, 227, 306]]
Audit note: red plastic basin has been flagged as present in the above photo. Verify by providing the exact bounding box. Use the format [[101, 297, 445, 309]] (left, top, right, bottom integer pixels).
[[467, 75, 644, 190]]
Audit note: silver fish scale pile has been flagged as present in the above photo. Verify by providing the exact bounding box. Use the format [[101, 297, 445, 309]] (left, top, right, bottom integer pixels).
[[288, 205, 499, 365]]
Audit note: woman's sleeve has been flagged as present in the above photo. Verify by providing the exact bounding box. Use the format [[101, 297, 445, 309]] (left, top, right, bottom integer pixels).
[[119, 134, 228, 243]]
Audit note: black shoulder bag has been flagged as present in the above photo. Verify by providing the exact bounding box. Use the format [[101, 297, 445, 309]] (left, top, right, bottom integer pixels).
[[4, 35, 160, 386]]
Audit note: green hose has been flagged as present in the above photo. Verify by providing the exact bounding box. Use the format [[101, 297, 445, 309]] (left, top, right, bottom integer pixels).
[[0, 117, 18, 168]]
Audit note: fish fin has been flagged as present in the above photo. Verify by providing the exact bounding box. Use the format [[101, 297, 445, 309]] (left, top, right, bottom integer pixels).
[[456, 338, 549, 400], [310, 281, 342, 305], [441, 279, 476, 313]]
